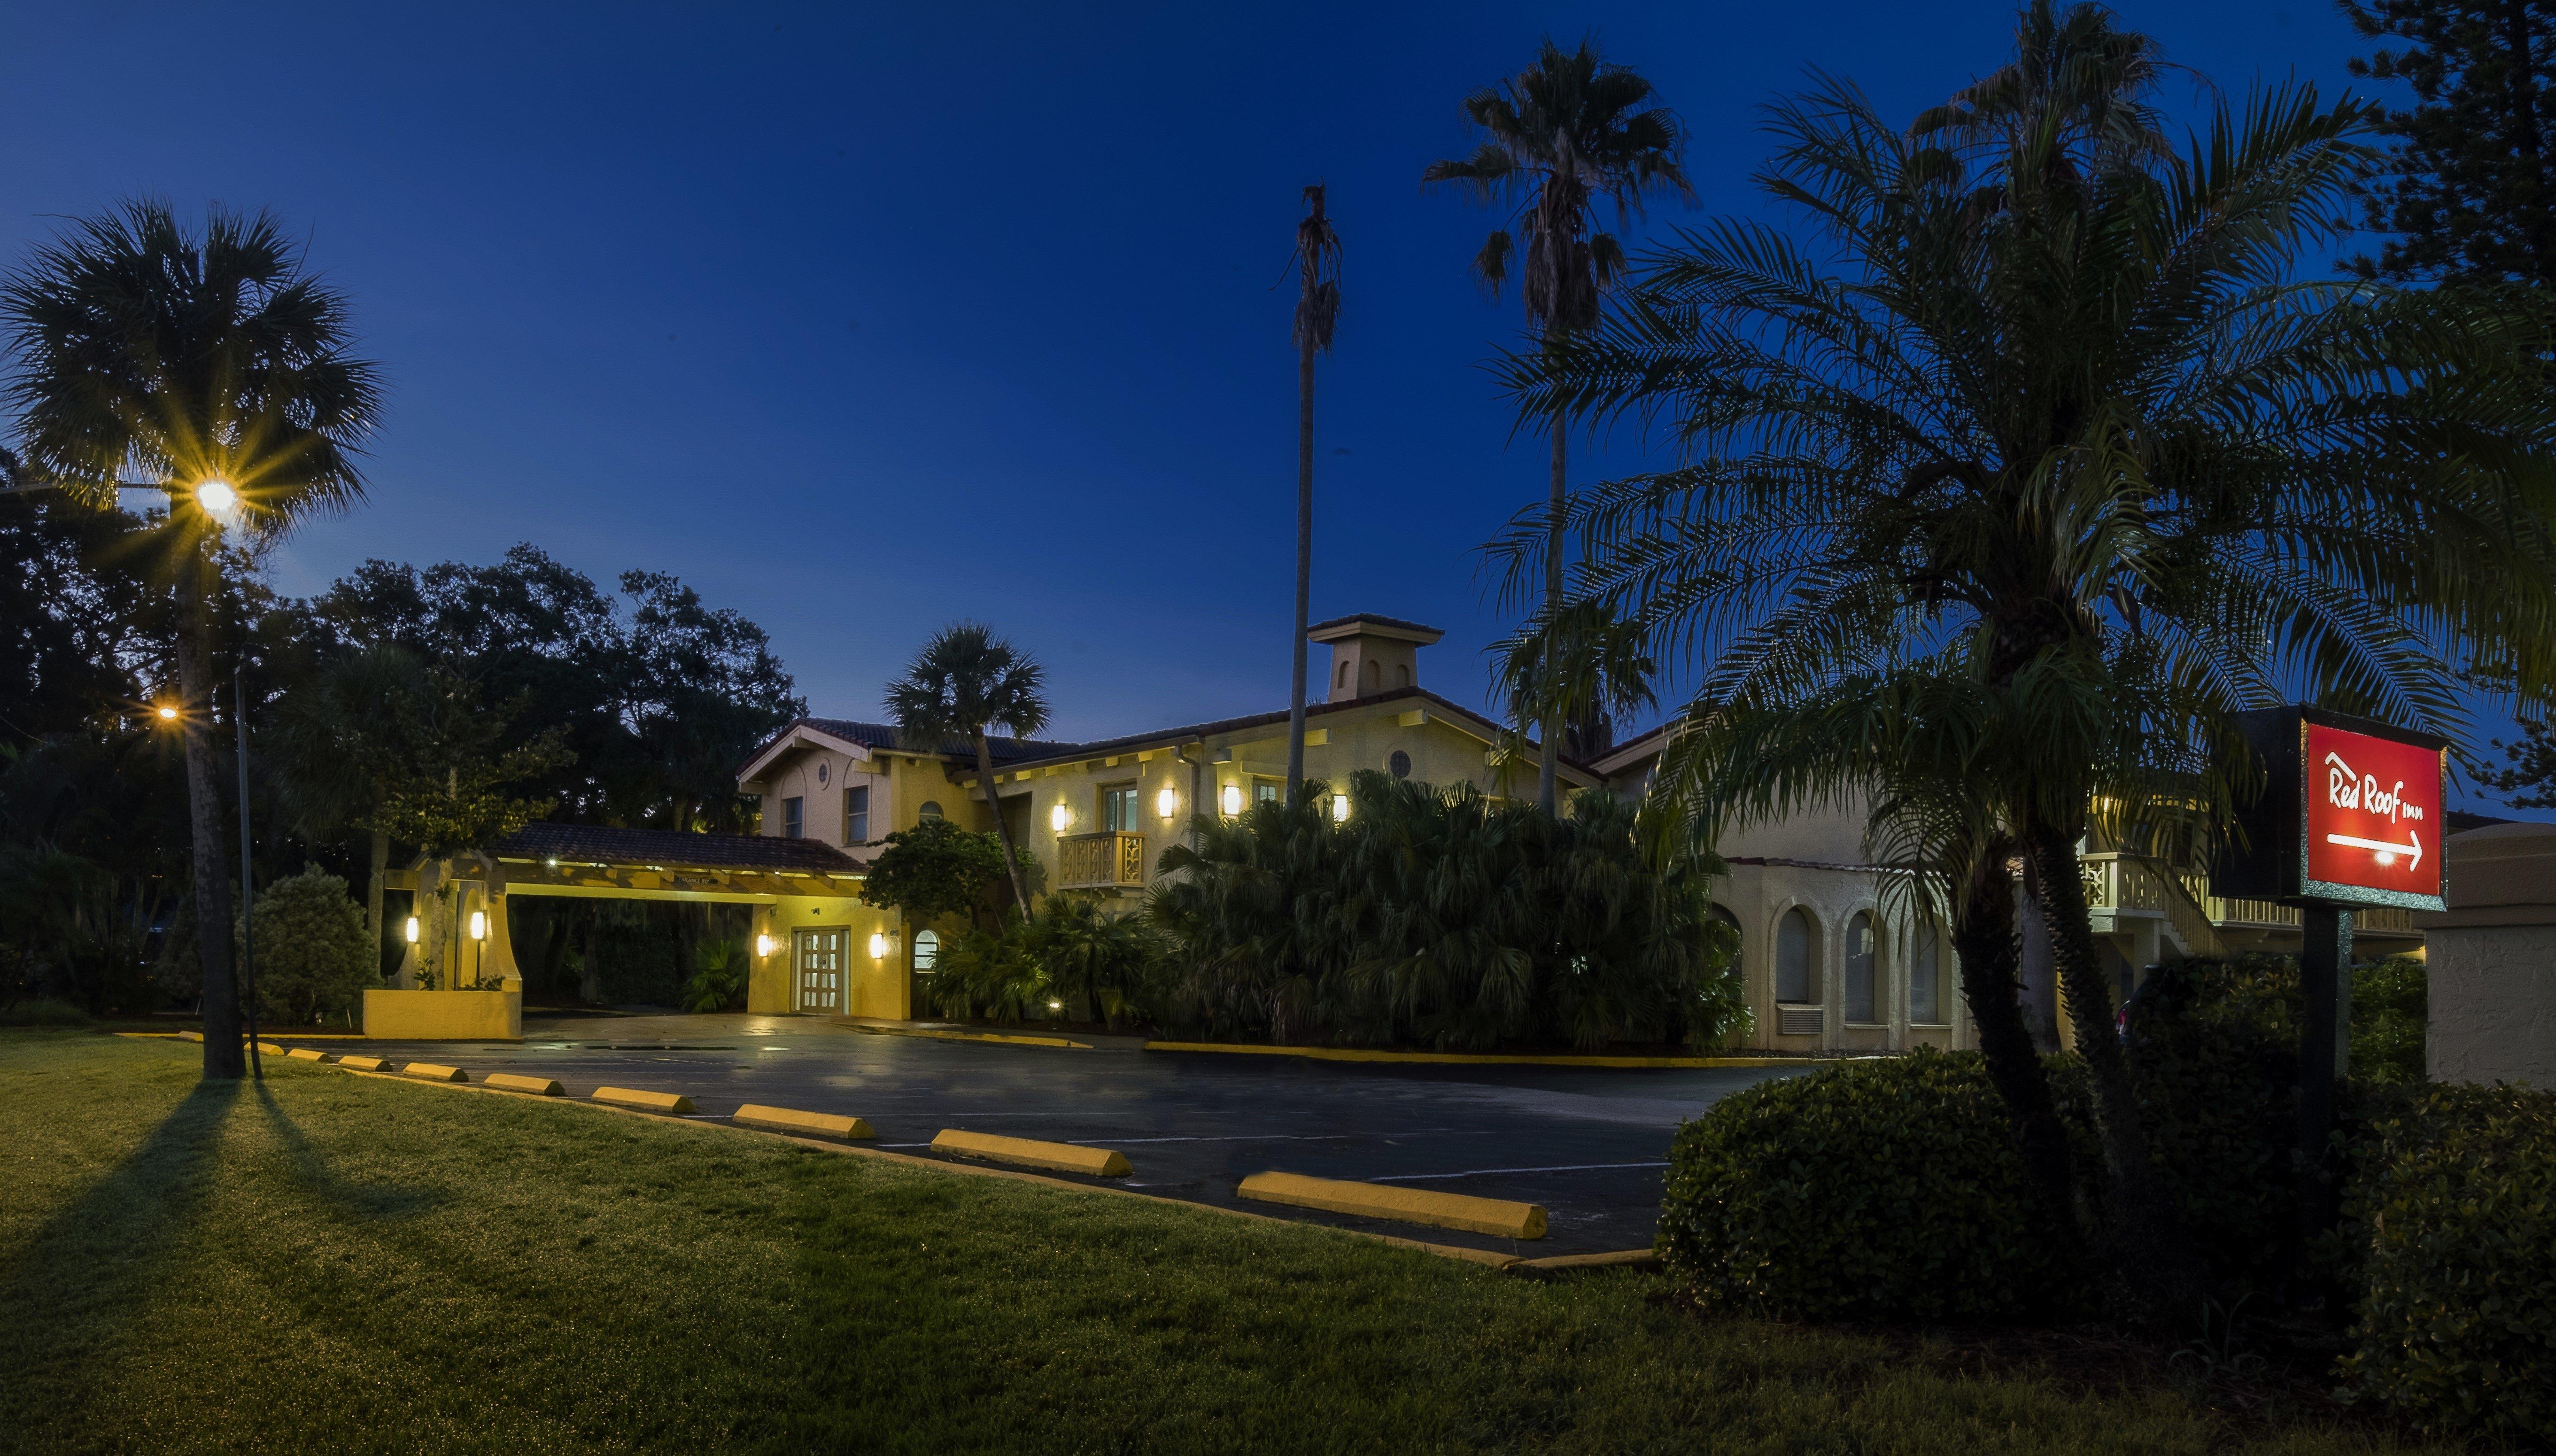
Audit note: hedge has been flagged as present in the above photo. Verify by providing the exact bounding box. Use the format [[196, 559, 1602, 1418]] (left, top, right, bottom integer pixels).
[[1657, 1049, 2084, 1323], [2337, 1083, 2556, 1445]]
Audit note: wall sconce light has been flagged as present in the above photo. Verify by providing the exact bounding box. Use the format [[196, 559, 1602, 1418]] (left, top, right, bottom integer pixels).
[[469, 910, 488, 941], [868, 931, 890, 960], [755, 933, 776, 958], [1219, 784, 1243, 817], [1047, 999, 1063, 1012], [1155, 786, 1179, 820], [1049, 801, 1071, 833], [1332, 794, 1350, 823], [404, 916, 420, 944]]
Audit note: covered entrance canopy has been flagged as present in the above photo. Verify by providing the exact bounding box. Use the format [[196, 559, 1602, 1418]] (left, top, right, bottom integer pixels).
[[384, 822, 914, 1017]]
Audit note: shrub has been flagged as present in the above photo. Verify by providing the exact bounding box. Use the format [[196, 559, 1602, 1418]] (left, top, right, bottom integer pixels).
[[0, 997, 92, 1026], [681, 938, 747, 1013], [1658, 1050, 2088, 1323], [927, 896, 1163, 1026], [2351, 956, 2428, 1085], [2337, 1084, 2556, 1444], [236, 868, 372, 1026]]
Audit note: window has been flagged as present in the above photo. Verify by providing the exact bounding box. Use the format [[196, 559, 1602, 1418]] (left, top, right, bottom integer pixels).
[[1709, 904, 1742, 984], [1775, 907, 1818, 1004], [918, 800, 944, 821], [1388, 750, 1411, 779], [782, 796, 804, 840], [1255, 780, 1281, 805], [912, 929, 940, 973], [844, 785, 870, 844], [1911, 933, 1943, 1024], [1844, 912, 1879, 1023], [1101, 784, 1138, 832], [1396, 664, 1411, 689], [1337, 661, 1351, 689], [1363, 659, 1381, 692]]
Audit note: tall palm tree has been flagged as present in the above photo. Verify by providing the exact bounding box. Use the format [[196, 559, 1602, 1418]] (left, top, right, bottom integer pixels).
[[1510, 15, 2556, 1308], [884, 624, 1051, 917], [1426, 37, 1690, 812], [1285, 185, 1341, 810], [3, 202, 380, 1080]]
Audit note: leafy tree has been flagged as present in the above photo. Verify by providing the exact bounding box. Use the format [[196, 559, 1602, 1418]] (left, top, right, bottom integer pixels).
[[883, 624, 1051, 916], [1285, 185, 1340, 809], [365, 669, 571, 860], [268, 646, 432, 959], [236, 867, 370, 1026], [1505, 3, 2556, 1309], [619, 569, 802, 831], [1425, 37, 1691, 812], [2343, 0, 2556, 285], [857, 818, 1020, 934], [3, 201, 382, 1079]]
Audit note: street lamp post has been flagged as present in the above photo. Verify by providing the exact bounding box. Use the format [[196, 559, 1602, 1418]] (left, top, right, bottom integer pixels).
[[236, 664, 262, 1081]]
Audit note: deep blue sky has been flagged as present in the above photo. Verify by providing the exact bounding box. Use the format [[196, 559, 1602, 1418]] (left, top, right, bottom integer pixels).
[[17, 2, 2529, 804]]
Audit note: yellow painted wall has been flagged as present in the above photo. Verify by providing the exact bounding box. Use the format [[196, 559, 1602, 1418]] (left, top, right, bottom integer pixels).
[[363, 988, 524, 1041], [744, 894, 908, 1019]]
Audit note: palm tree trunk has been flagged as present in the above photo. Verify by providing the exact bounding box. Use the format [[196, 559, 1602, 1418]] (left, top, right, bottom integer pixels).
[[176, 558, 244, 1079], [2026, 822, 2205, 1316], [977, 734, 1031, 918], [1286, 333, 1314, 808], [1951, 841, 2078, 1233], [1538, 401, 1565, 814]]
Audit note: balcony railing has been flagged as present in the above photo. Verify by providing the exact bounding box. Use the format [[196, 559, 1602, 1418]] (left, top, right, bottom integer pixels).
[[2081, 853, 2417, 951], [1057, 831, 1147, 891]]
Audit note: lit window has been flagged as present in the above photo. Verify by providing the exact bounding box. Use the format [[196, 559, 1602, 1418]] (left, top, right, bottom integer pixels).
[[913, 929, 940, 972], [844, 785, 869, 844], [1911, 934, 1943, 1024], [1255, 781, 1281, 805], [1101, 785, 1138, 832], [782, 796, 804, 840], [918, 800, 944, 821], [1844, 912, 1879, 1023], [1776, 907, 1818, 1004]]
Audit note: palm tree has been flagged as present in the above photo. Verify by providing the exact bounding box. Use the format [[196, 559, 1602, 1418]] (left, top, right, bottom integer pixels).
[[1285, 185, 1341, 810], [1426, 37, 1690, 812], [884, 624, 1051, 917], [1494, 597, 1657, 763], [1511, 11, 2556, 1309], [3, 202, 380, 1080]]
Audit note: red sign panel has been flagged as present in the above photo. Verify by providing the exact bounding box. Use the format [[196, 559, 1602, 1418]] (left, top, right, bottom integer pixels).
[[2301, 722, 2445, 903]]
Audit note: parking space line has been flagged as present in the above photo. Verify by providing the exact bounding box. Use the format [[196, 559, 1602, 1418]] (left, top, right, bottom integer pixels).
[[1369, 1161, 1669, 1181]]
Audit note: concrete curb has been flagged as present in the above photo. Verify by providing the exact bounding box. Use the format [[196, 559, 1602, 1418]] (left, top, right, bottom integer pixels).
[[594, 1085, 694, 1114], [400, 1062, 468, 1083], [483, 1073, 564, 1096], [285, 1048, 329, 1062], [1238, 1171, 1547, 1239], [1141, 1041, 1821, 1070], [1503, 1248, 1658, 1278], [337, 1054, 391, 1071], [931, 1129, 1131, 1177], [735, 1104, 871, 1139], [848, 1025, 1092, 1050]]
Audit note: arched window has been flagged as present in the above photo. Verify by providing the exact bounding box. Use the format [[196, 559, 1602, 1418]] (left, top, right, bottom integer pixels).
[[1910, 932, 1943, 1024], [1363, 658, 1381, 691], [1708, 904, 1742, 984], [1337, 660, 1350, 689], [1396, 663, 1411, 689], [917, 800, 944, 821], [1775, 907, 1818, 1004], [1844, 911, 1880, 1023], [912, 929, 940, 972]]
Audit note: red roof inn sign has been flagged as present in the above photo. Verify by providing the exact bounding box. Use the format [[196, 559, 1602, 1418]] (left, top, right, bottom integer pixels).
[[2219, 707, 2449, 914]]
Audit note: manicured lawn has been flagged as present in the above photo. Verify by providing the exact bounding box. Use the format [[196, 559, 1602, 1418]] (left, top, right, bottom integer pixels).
[[0, 1032, 2444, 1454]]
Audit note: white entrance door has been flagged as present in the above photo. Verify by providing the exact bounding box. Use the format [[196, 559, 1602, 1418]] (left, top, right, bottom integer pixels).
[[796, 929, 845, 1014]]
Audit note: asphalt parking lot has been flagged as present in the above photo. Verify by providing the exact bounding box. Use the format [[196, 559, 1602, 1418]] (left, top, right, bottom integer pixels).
[[292, 1013, 1813, 1257]]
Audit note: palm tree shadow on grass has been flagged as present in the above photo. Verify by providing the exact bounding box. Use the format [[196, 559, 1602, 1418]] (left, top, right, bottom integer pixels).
[[250, 1080, 448, 1220]]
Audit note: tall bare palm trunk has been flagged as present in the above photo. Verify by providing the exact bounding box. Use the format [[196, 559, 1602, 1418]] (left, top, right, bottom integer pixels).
[[177, 559, 244, 1078], [366, 827, 388, 976], [2027, 823, 2204, 1316], [1286, 330, 1314, 806], [1951, 840, 2077, 1232], [977, 735, 1031, 918], [1538, 400, 1565, 813]]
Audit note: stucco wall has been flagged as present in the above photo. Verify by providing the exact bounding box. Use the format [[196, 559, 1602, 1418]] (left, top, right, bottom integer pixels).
[[2428, 924, 2556, 1086]]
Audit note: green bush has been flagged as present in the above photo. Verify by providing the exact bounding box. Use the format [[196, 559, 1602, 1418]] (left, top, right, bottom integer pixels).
[[2351, 956, 2428, 1085], [927, 895, 1163, 1026], [0, 997, 93, 1026], [681, 938, 747, 1013], [1658, 1050, 2088, 1323], [236, 868, 372, 1026], [2337, 1083, 2556, 1444]]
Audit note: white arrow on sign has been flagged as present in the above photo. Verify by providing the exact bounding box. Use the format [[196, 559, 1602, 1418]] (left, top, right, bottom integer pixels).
[[2326, 829, 2422, 871]]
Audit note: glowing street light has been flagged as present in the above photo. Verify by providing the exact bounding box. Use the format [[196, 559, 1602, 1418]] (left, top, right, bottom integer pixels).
[[194, 478, 240, 518], [155, 704, 179, 722]]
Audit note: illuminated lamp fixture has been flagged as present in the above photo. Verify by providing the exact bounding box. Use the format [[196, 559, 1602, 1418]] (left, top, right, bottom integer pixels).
[[755, 933, 776, 958], [1049, 802, 1071, 833], [1219, 784, 1243, 817], [469, 910, 488, 941], [1047, 999, 1063, 1011], [155, 704, 179, 721], [868, 931, 890, 960], [1155, 786, 1178, 819], [194, 479, 239, 517], [403, 916, 420, 944], [1331, 794, 1349, 823]]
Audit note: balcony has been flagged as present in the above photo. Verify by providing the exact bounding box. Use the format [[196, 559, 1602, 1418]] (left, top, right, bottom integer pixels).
[[1057, 831, 1147, 891]]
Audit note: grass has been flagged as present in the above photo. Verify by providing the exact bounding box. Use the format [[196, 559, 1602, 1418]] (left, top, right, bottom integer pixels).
[[0, 1032, 2452, 1456]]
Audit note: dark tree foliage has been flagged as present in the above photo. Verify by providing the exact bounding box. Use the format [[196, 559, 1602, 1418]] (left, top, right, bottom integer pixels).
[[858, 819, 1029, 935], [2343, 0, 2556, 284]]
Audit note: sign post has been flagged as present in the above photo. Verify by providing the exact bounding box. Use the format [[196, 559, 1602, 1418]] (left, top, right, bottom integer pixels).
[[2219, 708, 2448, 1263]]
